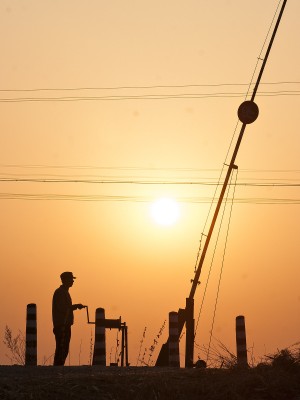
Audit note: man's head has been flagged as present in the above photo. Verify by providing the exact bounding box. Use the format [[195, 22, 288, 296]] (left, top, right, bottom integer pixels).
[[60, 271, 76, 287]]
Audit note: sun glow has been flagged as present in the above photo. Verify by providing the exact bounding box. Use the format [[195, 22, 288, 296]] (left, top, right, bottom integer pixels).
[[150, 197, 181, 226]]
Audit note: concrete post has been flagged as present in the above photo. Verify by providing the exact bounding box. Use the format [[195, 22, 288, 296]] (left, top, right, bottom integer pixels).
[[169, 311, 180, 367], [235, 315, 248, 367], [92, 308, 106, 366], [25, 303, 37, 366]]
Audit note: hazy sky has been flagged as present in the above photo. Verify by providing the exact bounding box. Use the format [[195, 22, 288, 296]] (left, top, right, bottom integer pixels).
[[0, 0, 299, 366]]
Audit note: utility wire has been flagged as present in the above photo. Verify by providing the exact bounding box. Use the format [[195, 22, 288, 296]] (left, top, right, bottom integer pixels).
[[0, 81, 299, 92], [205, 169, 238, 364], [0, 192, 299, 204], [0, 177, 300, 186], [1, 164, 300, 173], [245, 0, 283, 99], [1, 90, 300, 103], [194, 0, 290, 358]]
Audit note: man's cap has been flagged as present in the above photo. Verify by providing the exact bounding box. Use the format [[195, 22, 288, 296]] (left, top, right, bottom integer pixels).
[[60, 271, 76, 281]]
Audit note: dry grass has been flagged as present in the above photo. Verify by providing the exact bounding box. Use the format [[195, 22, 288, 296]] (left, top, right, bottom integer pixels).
[[3, 326, 25, 366]]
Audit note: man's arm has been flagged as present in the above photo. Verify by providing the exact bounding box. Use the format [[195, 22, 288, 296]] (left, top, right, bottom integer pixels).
[[72, 304, 86, 310]]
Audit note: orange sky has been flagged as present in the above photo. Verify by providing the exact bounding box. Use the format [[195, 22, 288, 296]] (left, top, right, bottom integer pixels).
[[0, 0, 299, 366]]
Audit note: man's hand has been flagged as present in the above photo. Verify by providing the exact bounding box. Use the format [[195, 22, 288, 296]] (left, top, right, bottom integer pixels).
[[73, 304, 87, 310]]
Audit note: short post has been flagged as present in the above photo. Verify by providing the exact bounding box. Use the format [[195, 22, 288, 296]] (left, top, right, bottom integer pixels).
[[235, 315, 248, 367], [25, 303, 37, 366], [92, 308, 106, 366], [169, 311, 180, 367]]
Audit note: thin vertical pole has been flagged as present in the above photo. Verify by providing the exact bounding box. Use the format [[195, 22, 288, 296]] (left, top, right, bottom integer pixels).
[[185, 298, 195, 367], [125, 325, 129, 367], [121, 326, 125, 367]]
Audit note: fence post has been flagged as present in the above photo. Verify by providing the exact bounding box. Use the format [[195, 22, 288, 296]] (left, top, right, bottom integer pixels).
[[169, 311, 180, 367], [25, 303, 37, 366], [92, 308, 106, 366], [235, 315, 248, 367]]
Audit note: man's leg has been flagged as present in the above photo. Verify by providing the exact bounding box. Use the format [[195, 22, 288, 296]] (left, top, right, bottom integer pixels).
[[61, 326, 71, 365], [53, 327, 65, 366]]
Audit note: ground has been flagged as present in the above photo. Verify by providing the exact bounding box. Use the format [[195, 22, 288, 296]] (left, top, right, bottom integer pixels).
[[0, 365, 300, 400]]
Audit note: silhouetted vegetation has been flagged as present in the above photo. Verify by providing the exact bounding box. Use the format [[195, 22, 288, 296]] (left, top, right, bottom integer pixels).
[[262, 342, 300, 370], [3, 326, 25, 365]]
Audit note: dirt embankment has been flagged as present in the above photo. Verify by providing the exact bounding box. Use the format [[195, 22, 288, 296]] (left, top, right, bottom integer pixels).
[[0, 365, 300, 400]]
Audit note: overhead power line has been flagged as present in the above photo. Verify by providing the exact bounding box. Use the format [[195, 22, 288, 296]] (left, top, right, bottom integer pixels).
[[1, 90, 300, 103], [0, 192, 299, 204], [0, 81, 299, 92], [0, 81, 300, 103], [1, 163, 300, 174], [0, 177, 300, 187]]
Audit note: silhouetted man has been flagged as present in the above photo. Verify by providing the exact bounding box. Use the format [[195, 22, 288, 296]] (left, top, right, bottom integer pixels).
[[52, 271, 85, 366]]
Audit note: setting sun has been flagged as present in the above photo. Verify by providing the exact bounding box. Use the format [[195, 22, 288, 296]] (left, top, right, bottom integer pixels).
[[150, 197, 181, 226]]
